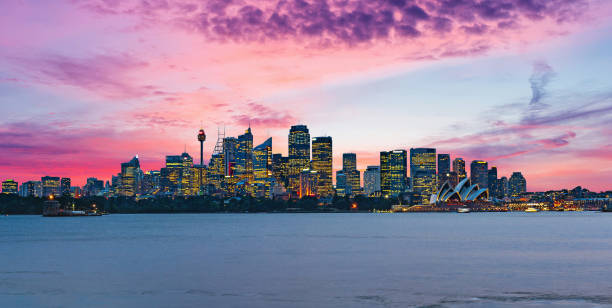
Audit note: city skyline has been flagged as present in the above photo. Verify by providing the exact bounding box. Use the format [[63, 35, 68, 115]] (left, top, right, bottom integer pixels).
[[1, 1, 612, 191]]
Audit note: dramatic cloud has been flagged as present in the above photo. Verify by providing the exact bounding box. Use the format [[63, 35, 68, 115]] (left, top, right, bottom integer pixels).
[[77, 0, 590, 46]]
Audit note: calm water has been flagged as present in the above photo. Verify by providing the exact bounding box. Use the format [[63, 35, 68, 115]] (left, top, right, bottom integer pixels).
[[2, 212, 612, 307]]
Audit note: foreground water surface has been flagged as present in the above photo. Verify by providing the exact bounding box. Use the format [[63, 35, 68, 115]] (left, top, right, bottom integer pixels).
[[2, 212, 612, 307]]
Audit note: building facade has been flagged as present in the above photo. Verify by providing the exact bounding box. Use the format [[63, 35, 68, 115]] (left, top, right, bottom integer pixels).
[[470, 160, 488, 189], [380, 150, 407, 198], [288, 125, 310, 195], [363, 166, 381, 196], [312, 137, 333, 197], [410, 148, 437, 205]]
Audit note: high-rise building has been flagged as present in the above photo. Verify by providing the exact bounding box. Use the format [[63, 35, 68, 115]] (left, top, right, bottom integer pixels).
[[299, 168, 318, 198], [487, 167, 498, 199], [499, 176, 508, 198], [142, 170, 160, 195], [19, 181, 42, 197], [236, 127, 254, 181], [335, 170, 348, 197], [41, 176, 61, 197], [453, 158, 467, 182], [437, 154, 450, 188], [1, 179, 18, 194], [272, 154, 290, 189], [380, 150, 407, 198], [161, 155, 182, 194], [342, 153, 360, 194], [508, 172, 526, 198], [410, 148, 437, 205], [60, 177, 71, 196], [84, 177, 104, 196], [470, 160, 488, 189], [312, 137, 333, 197], [288, 125, 310, 195], [120, 156, 141, 197], [363, 166, 381, 196], [222, 137, 239, 177], [253, 138, 273, 182]]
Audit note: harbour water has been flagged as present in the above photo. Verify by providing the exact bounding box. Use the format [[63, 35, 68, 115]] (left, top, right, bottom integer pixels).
[[2, 212, 612, 307]]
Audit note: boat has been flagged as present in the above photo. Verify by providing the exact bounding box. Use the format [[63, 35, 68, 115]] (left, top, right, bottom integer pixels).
[[457, 207, 471, 213], [525, 207, 539, 212]]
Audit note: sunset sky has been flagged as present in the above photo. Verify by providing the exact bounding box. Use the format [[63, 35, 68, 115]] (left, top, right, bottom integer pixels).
[[1, 0, 611, 191]]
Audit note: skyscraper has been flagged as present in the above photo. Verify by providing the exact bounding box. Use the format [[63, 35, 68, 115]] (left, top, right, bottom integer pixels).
[[1, 179, 18, 194], [342, 153, 360, 195], [312, 137, 333, 197], [470, 160, 488, 189], [60, 177, 71, 196], [120, 156, 140, 197], [453, 158, 467, 182], [363, 166, 381, 196], [236, 127, 254, 181], [437, 154, 450, 188], [272, 154, 289, 189], [41, 176, 61, 197], [288, 125, 310, 195], [223, 137, 239, 177], [335, 170, 348, 197], [410, 148, 437, 205], [299, 168, 318, 198], [487, 167, 498, 199], [508, 172, 526, 198], [380, 150, 407, 198], [253, 138, 273, 181], [20, 181, 42, 197], [161, 155, 182, 194], [499, 176, 508, 198]]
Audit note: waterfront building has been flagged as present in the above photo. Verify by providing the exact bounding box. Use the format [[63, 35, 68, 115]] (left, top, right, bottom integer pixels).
[[335, 170, 349, 197], [312, 137, 333, 197], [453, 158, 467, 182], [363, 166, 381, 196], [272, 154, 290, 189], [380, 150, 407, 198], [60, 178, 71, 196], [470, 160, 488, 189], [253, 138, 273, 182], [342, 153, 360, 195], [2, 179, 18, 194], [410, 148, 437, 205], [235, 127, 254, 182], [41, 176, 61, 197], [120, 156, 141, 197], [508, 172, 527, 198], [487, 167, 498, 199], [299, 168, 318, 198], [432, 178, 489, 203], [19, 181, 42, 197], [499, 176, 509, 198], [437, 154, 450, 189], [288, 125, 310, 195]]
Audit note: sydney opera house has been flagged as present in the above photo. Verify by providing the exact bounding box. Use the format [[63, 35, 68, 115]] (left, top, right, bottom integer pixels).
[[430, 178, 489, 204]]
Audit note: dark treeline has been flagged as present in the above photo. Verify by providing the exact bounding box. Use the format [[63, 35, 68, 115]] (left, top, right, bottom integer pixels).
[[0, 194, 393, 215]]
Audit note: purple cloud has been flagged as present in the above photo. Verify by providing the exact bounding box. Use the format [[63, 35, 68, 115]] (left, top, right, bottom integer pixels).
[[77, 0, 589, 46], [8, 53, 164, 99]]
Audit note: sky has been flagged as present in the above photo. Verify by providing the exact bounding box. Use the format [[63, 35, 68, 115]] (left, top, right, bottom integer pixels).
[[1, 0, 611, 192]]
